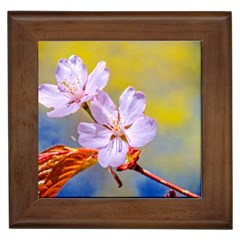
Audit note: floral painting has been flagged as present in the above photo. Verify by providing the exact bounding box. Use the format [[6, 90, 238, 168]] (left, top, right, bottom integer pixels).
[[38, 41, 201, 198]]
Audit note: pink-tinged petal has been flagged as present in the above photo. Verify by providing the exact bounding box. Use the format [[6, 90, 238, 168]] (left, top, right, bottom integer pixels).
[[126, 116, 157, 148], [55, 55, 87, 94], [98, 138, 128, 168], [84, 61, 109, 97], [47, 101, 81, 118], [90, 91, 118, 126], [119, 86, 146, 126], [39, 83, 70, 108], [78, 122, 112, 149]]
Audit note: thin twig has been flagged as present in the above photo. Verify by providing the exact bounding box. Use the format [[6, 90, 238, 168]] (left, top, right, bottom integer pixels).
[[82, 102, 96, 122], [133, 164, 200, 198], [108, 167, 123, 188]]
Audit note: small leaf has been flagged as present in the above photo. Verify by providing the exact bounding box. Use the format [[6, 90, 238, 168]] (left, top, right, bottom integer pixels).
[[38, 145, 98, 198]]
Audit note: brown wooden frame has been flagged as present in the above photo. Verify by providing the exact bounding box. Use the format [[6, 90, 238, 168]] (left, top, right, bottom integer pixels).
[[8, 11, 232, 229]]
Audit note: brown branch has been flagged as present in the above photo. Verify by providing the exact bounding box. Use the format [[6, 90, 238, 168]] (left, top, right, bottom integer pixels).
[[133, 164, 200, 198], [108, 167, 123, 188], [82, 102, 96, 122]]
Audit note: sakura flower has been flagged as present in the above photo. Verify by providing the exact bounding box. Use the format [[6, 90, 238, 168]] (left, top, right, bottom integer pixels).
[[39, 55, 109, 117], [78, 87, 157, 168]]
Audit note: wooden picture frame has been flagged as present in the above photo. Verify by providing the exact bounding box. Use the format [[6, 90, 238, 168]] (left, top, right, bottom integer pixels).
[[8, 11, 232, 229]]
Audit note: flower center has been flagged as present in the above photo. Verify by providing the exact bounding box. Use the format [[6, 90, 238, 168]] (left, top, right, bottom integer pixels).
[[112, 120, 124, 137], [61, 80, 85, 103], [72, 91, 85, 103]]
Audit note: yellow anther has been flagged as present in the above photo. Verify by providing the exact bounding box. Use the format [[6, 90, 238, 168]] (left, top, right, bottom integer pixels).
[[62, 81, 73, 92]]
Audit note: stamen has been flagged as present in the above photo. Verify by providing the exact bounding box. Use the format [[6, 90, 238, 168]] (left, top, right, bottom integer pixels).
[[116, 138, 118, 154], [119, 139, 122, 151], [112, 140, 114, 153], [108, 140, 114, 154], [105, 117, 114, 128], [62, 81, 73, 92]]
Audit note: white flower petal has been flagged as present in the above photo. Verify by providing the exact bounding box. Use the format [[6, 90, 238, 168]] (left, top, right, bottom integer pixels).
[[84, 61, 109, 97], [119, 86, 146, 126], [98, 138, 128, 168], [47, 101, 81, 118], [90, 91, 118, 126], [126, 116, 157, 148], [55, 55, 87, 94], [39, 83, 69, 108], [78, 122, 112, 149]]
